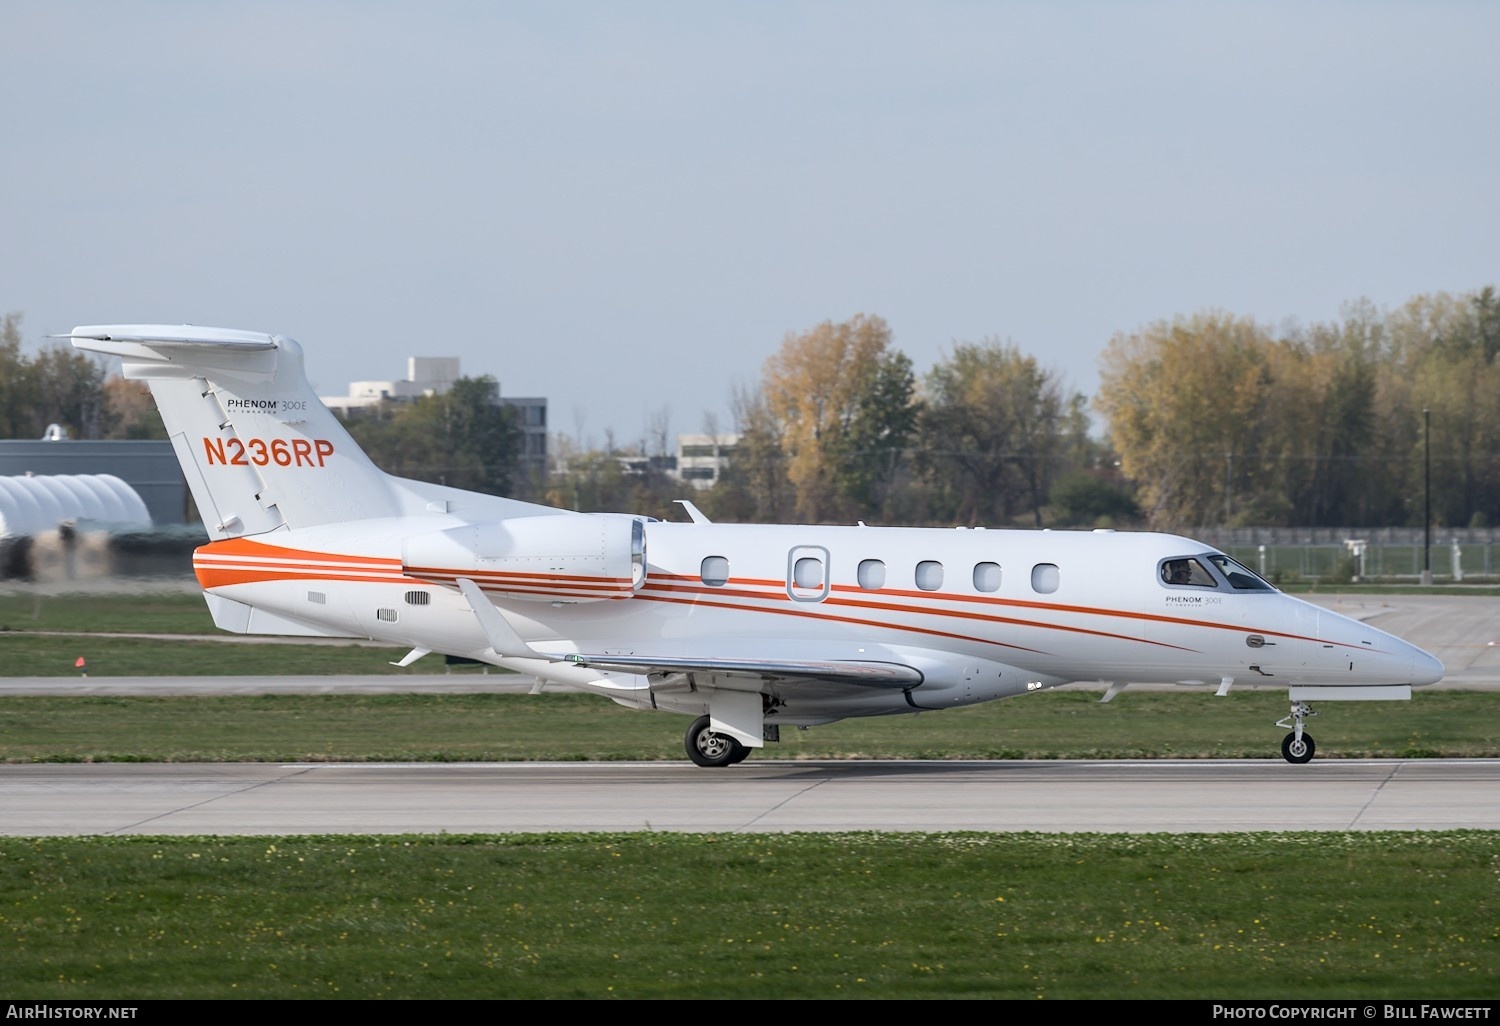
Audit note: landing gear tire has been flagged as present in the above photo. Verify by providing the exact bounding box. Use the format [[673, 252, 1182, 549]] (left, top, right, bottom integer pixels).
[[685, 715, 746, 768], [1281, 732, 1316, 764]]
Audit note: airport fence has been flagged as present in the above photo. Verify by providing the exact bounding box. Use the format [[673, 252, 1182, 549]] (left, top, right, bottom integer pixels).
[[1189, 526, 1500, 585]]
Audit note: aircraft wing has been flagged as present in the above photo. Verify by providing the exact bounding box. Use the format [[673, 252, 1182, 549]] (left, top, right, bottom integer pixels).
[[558, 653, 923, 689], [455, 577, 921, 690]]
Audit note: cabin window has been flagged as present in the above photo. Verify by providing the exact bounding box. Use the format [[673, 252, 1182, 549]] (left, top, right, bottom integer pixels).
[[1031, 563, 1060, 594], [376, 607, 398, 623], [787, 545, 831, 601], [1160, 557, 1217, 588], [794, 557, 823, 589], [857, 558, 886, 590], [973, 561, 1001, 592], [404, 590, 430, 605], [915, 560, 944, 592], [701, 556, 729, 587], [1206, 554, 1274, 591]]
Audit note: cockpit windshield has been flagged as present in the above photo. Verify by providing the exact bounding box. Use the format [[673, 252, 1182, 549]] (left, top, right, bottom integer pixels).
[[1159, 554, 1276, 591], [1206, 553, 1275, 591]]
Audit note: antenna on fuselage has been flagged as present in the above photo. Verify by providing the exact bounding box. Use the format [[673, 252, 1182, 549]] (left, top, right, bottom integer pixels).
[[675, 499, 712, 524]]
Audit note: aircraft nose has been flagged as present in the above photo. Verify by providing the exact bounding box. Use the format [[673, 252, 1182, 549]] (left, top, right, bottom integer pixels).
[[1411, 645, 1445, 686]]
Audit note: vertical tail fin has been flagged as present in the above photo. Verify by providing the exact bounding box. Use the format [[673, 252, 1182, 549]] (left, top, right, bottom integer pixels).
[[69, 325, 403, 539]]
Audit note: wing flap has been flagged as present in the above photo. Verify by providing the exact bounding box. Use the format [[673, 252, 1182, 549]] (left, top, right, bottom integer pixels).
[[560, 653, 923, 689]]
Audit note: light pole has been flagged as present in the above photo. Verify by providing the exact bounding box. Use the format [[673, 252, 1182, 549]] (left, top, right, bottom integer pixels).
[[1422, 407, 1432, 586]]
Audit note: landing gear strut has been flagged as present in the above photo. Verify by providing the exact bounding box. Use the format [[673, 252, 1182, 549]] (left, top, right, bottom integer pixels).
[[1277, 700, 1317, 764], [685, 715, 748, 768]]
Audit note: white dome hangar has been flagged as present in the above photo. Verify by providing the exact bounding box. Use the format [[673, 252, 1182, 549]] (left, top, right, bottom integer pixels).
[[0, 474, 153, 538]]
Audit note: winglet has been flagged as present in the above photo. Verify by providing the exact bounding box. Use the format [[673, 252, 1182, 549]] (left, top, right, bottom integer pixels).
[[457, 578, 545, 659]]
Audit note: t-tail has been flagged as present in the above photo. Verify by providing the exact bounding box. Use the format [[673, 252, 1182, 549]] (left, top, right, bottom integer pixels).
[[66, 324, 534, 538]]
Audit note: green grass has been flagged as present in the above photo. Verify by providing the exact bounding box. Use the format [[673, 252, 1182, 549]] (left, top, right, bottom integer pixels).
[[1, 831, 1495, 999], [0, 591, 215, 635], [2, 689, 1497, 763], [3, 635, 445, 677], [2, 593, 1497, 1001]]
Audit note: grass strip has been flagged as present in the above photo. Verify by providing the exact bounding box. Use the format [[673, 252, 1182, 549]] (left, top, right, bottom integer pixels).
[[2, 690, 1497, 763], [2, 635, 451, 678], [0, 592, 214, 635], [1, 831, 1495, 999]]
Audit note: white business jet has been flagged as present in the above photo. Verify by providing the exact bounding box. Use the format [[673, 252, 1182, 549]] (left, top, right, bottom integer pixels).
[[68, 325, 1444, 766]]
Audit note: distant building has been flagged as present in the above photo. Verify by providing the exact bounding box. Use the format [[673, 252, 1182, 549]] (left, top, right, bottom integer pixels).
[[505, 396, 549, 484], [613, 453, 679, 478], [0, 440, 188, 525], [0, 473, 151, 538], [319, 356, 463, 415], [675, 433, 740, 490], [0, 471, 161, 582], [558, 435, 739, 489], [318, 356, 548, 486]]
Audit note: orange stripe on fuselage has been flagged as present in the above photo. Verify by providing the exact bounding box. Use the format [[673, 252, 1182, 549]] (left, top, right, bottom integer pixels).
[[192, 541, 635, 596], [404, 565, 635, 596], [192, 541, 1352, 657], [649, 576, 1365, 654], [193, 538, 411, 590]]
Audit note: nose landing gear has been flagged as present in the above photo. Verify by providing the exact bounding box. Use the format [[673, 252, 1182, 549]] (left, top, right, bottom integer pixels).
[[1277, 700, 1317, 764]]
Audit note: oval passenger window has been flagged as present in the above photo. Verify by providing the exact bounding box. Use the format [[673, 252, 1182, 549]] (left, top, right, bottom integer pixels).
[[1031, 563, 1060, 594]]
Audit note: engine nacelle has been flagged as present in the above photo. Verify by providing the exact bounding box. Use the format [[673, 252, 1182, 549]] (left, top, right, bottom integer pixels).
[[403, 513, 645, 603]]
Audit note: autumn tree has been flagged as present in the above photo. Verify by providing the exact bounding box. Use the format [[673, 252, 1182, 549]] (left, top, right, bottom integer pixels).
[[759, 314, 916, 523], [344, 376, 520, 497], [695, 389, 792, 524], [1095, 312, 1284, 530], [0, 313, 30, 438], [1391, 288, 1500, 527], [916, 339, 1076, 526], [0, 313, 116, 439], [103, 378, 167, 439], [1269, 310, 1386, 527]]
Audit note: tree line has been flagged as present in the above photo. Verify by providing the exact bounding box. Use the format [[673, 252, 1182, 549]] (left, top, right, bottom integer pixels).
[[559, 285, 1500, 532], [5, 284, 1497, 532], [0, 313, 161, 441], [1095, 286, 1500, 530]]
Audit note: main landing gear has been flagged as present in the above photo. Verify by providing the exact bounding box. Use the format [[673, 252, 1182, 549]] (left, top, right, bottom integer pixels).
[[1277, 699, 1317, 764], [685, 715, 750, 768]]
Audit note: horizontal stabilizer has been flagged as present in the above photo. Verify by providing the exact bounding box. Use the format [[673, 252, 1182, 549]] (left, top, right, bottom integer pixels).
[[63, 326, 278, 352]]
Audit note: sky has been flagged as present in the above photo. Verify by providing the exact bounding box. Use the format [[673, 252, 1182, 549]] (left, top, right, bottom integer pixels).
[[3, 2, 1497, 450]]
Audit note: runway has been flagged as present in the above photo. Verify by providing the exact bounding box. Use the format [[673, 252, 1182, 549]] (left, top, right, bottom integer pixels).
[[3, 591, 1497, 837], [4, 759, 1498, 836]]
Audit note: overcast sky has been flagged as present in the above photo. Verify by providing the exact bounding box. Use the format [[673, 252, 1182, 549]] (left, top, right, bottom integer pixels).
[[4, 2, 1496, 449]]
